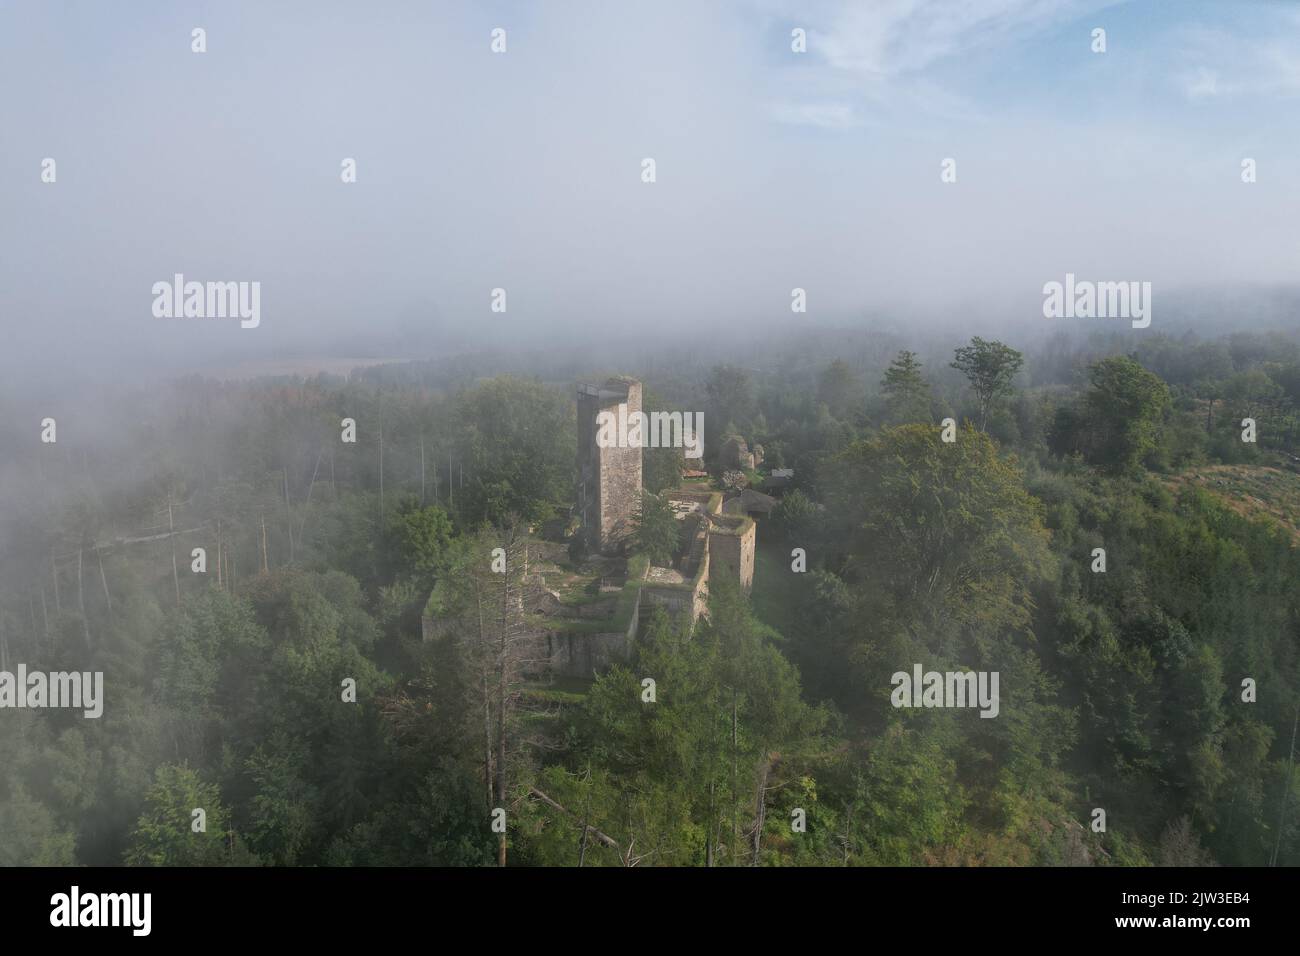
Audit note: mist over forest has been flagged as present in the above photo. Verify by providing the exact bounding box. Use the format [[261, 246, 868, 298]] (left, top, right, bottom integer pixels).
[[3, 313, 1299, 867], [2, 1, 1300, 876]]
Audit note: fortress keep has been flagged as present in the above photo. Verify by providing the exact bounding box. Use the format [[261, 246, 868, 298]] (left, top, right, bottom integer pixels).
[[576, 377, 643, 554]]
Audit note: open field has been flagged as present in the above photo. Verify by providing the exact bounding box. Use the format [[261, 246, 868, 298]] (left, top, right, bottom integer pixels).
[[1166, 462, 1300, 542]]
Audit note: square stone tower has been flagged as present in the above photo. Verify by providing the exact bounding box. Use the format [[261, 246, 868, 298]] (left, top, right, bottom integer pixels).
[[577, 377, 643, 553], [707, 516, 756, 592]]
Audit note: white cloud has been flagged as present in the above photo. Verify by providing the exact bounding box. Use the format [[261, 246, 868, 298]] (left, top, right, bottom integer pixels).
[[815, 0, 1099, 76], [1184, 67, 1219, 100], [1175, 18, 1300, 101], [766, 0, 1123, 127]]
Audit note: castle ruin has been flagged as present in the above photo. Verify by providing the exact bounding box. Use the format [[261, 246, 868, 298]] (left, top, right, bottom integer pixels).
[[424, 376, 759, 680]]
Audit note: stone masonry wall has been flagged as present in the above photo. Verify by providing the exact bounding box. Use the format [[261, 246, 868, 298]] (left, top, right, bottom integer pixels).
[[707, 519, 755, 592], [576, 377, 642, 553]]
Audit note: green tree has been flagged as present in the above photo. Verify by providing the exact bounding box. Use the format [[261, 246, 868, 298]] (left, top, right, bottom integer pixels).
[[455, 377, 575, 525], [770, 487, 818, 544], [854, 724, 968, 865], [1082, 356, 1170, 474], [156, 588, 268, 763], [245, 732, 319, 865], [633, 492, 680, 565], [124, 765, 253, 866], [705, 365, 756, 436], [829, 423, 1050, 645], [951, 337, 1024, 430], [817, 359, 859, 420], [881, 350, 931, 424], [0, 783, 77, 866], [1224, 368, 1283, 422], [527, 586, 826, 867], [389, 497, 454, 575]]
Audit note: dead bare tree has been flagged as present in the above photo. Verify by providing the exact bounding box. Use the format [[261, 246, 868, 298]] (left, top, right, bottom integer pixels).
[[378, 413, 385, 524], [282, 468, 295, 564], [1271, 704, 1300, 867], [97, 550, 112, 614], [454, 519, 539, 867], [297, 450, 325, 547], [528, 785, 620, 856], [166, 493, 180, 605], [50, 548, 61, 614], [750, 757, 770, 866], [76, 547, 90, 646]]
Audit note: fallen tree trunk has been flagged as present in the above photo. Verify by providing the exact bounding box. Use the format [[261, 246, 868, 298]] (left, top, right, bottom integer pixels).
[[529, 787, 620, 850]]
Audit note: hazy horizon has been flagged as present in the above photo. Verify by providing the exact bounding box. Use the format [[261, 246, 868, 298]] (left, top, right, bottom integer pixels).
[[5, 0, 1300, 391]]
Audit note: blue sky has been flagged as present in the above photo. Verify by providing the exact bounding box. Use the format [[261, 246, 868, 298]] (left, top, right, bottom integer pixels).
[[2, 1, 1298, 383], [763, 1, 1299, 130]]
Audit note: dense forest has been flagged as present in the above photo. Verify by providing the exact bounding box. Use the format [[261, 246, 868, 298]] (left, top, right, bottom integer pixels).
[[1, 324, 1298, 867]]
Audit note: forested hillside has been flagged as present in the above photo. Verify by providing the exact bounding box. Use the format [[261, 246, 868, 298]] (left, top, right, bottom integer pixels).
[[1, 327, 1297, 867]]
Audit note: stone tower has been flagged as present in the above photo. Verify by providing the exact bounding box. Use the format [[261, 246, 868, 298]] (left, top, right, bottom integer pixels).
[[576, 376, 643, 553]]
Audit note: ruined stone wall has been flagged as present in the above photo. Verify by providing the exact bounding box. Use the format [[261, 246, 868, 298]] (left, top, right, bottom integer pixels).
[[544, 596, 640, 678], [642, 555, 708, 626], [694, 547, 711, 619]]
